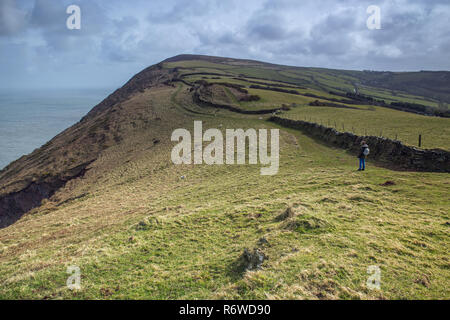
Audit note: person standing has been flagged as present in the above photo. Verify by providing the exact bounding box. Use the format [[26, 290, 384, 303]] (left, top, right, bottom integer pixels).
[[358, 141, 369, 171]]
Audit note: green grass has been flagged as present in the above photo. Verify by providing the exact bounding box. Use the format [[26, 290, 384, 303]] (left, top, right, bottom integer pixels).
[[280, 104, 450, 150], [0, 58, 448, 300], [165, 60, 237, 71], [182, 67, 450, 150], [1, 86, 449, 299]]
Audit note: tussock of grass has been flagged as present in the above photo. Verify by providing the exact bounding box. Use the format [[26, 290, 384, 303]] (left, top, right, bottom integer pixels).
[[282, 214, 334, 234]]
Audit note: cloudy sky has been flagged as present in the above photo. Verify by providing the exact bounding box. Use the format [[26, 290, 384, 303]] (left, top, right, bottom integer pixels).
[[1, 0, 449, 89]]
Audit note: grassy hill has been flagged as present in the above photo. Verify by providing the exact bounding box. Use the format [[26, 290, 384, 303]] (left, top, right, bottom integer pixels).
[[0, 55, 449, 299]]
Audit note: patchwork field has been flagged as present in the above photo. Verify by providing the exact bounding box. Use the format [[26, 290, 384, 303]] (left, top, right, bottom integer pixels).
[[173, 58, 450, 150]]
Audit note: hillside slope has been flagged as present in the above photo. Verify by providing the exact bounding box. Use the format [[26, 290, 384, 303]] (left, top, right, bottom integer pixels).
[[0, 55, 449, 299], [0, 63, 177, 227]]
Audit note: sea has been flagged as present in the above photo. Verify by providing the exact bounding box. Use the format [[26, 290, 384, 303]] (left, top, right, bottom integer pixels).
[[0, 88, 113, 170]]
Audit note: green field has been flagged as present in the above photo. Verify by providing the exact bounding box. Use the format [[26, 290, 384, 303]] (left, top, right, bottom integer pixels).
[[0, 56, 448, 300], [1, 101, 448, 299], [176, 60, 450, 150], [281, 104, 450, 150]]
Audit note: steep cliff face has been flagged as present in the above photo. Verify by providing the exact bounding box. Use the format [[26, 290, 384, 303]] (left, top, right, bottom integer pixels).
[[0, 161, 92, 227], [0, 63, 177, 228]]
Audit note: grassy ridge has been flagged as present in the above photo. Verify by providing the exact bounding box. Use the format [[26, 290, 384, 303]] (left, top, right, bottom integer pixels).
[[1, 84, 449, 299], [0, 57, 448, 299]]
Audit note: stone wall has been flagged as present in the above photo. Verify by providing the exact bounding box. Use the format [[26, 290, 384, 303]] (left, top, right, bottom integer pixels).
[[193, 87, 281, 115], [270, 116, 450, 172]]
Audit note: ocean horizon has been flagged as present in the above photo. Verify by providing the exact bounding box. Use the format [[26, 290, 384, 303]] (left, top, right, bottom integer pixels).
[[0, 88, 113, 170]]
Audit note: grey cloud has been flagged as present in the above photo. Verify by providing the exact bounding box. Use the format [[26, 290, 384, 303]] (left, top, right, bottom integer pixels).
[[308, 9, 358, 56], [248, 22, 288, 41], [147, 0, 221, 24], [370, 12, 426, 45], [1, 0, 449, 89], [0, 0, 28, 35], [30, 0, 64, 29]]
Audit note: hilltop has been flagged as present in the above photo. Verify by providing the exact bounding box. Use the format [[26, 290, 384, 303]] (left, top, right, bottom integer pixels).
[[0, 55, 449, 299], [166, 54, 450, 104]]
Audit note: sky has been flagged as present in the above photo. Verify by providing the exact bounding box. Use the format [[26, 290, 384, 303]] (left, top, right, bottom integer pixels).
[[0, 0, 449, 89]]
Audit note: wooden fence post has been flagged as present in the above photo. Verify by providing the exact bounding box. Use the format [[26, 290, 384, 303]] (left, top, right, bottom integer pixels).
[[419, 134, 422, 148]]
